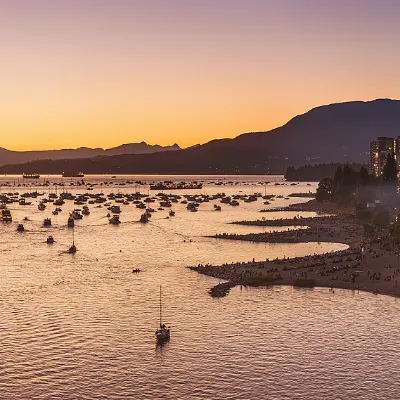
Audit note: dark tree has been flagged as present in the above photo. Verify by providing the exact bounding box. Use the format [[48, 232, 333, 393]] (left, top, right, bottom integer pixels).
[[333, 164, 356, 204], [342, 164, 355, 186], [333, 166, 343, 184], [332, 166, 343, 201], [284, 166, 296, 181], [359, 166, 370, 186], [382, 153, 398, 182], [316, 177, 333, 202], [284, 163, 364, 182]]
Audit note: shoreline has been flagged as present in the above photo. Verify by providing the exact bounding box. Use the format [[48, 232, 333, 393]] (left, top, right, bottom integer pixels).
[[191, 199, 400, 299]]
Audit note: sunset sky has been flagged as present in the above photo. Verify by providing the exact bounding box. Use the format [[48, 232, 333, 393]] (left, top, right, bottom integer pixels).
[[1, 0, 399, 151]]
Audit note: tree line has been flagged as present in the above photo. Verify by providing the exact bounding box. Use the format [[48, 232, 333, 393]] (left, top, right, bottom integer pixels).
[[284, 163, 365, 182], [316, 153, 398, 204], [314, 154, 399, 238]]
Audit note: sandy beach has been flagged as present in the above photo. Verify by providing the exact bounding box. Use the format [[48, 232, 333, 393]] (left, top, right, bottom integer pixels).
[[191, 199, 400, 298]]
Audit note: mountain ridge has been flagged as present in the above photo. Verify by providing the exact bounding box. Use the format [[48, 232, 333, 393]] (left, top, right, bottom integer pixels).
[[0, 142, 181, 167], [1, 99, 400, 175]]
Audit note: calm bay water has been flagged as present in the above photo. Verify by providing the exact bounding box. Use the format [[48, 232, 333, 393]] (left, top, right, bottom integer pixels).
[[1, 175, 399, 399]]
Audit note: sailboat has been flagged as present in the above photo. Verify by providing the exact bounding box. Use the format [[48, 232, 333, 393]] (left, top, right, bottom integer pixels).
[[155, 286, 170, 341], [68, 226, 77, 254]]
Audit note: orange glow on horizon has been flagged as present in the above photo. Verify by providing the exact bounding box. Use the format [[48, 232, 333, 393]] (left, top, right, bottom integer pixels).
[[1, 1, 399, 152]]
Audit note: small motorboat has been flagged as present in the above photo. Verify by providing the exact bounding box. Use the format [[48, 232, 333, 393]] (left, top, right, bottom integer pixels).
[[43, 218, 52, 227], [109, 215, 121, 224], [38, 202, 46, 211], [19, 199, 31, 206], [132, 268, 141, 273], [169, 210, 175, 217], [71, 209, 83, 220], [1, 210, 12, 222], [82, 206, 90, 215], [187, 203, 198, 212], [47, 236, 55, 244], [109, 205, 121, 214], [140, 213, 149, 223], [52, 210, 59, 215], [17, 224, 25, 232], [67, 216, 74, 227]]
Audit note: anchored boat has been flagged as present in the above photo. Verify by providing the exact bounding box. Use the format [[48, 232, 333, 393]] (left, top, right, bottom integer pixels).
[[155, 286, 170, 342], [109, 215, 121, 224], [68, 227, 77, 254], [62, 172, 84, 178], [47, 236, 55, 244], [22, 173, 40, 179], [1, 209, 12, 222]]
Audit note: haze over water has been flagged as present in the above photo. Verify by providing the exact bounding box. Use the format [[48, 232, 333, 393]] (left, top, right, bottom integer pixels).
[[1, 175, 399, 399]]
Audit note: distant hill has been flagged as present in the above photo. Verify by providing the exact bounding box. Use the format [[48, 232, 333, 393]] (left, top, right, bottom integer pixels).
[[1, 99, 399, 175], [0, 142, 180, 167]]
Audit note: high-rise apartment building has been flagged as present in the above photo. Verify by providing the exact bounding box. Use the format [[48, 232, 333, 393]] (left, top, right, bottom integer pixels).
[[369, 136, 395, 177]]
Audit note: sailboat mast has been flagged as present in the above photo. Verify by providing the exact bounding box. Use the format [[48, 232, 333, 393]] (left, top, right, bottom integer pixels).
[[159, 285, 162, 325]]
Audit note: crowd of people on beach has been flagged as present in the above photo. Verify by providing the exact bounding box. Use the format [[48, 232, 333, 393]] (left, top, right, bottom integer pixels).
[[215, 225, 340, 243], [192, 198, 400, 298], [232, 215, 326, 226]]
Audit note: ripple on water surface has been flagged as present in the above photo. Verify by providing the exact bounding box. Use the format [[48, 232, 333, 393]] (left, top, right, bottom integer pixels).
[[0, 179, 396, 399]]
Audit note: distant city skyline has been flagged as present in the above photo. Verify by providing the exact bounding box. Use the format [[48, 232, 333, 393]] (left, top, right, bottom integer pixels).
[[1, 0, 400, 151]]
